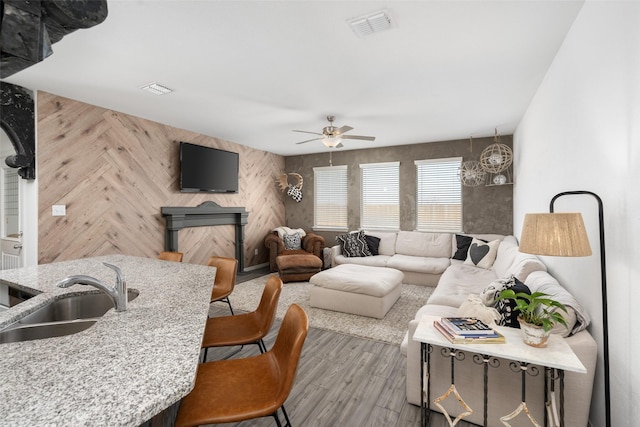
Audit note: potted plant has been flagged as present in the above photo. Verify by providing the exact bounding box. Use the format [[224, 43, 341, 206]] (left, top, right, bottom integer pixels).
[[496, 289, 568, 347]]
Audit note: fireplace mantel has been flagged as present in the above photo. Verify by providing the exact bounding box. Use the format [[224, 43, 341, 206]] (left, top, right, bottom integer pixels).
[[161, 202, 249, 272]]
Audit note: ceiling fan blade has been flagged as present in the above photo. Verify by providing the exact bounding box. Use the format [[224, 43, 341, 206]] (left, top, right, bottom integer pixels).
[[296, 137, 321, 145], [341, 135, 376, 141], [336, 125, 353, 134], [292, 130, 323, 136]]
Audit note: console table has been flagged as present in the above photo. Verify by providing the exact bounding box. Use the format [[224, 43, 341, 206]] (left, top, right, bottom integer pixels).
[[413, 315, 586, 427], [161, 202, 249, 272]]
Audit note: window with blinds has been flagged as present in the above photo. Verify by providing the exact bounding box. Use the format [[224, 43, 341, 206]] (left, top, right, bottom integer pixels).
[[313, 165, 348, 230], [360, 162, 399, 230], [415, 157, 463, 232]]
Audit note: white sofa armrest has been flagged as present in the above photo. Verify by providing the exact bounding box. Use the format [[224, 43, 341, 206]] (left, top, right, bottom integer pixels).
[[330, 244, 342, 267]]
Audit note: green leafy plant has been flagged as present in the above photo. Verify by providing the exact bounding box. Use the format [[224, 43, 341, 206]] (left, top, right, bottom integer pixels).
[[496, 290, 568, 332]]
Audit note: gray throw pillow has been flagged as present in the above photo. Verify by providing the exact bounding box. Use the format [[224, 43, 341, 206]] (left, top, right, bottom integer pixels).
[[283, 232, 302, 250]]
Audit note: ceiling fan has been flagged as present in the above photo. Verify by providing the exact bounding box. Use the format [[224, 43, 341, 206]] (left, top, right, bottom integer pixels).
[[293, 115, 375, 148]]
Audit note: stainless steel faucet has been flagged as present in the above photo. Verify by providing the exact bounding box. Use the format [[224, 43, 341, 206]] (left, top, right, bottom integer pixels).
[[56, 262, 128, 312]]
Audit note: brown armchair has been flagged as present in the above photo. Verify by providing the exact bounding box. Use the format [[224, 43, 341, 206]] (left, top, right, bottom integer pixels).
[[264, 230, 325, 272]]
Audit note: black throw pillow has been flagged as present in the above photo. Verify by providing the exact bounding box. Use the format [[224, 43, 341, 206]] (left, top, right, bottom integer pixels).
[[452, 234, 487, 260], [365, 235, 381, 256], [336, 231, 372, 257], [494, 278, 531, 328]]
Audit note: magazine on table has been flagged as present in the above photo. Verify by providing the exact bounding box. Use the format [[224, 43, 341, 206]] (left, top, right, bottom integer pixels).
[[440, 317, 496, 335], [434, 319, 506, 344]]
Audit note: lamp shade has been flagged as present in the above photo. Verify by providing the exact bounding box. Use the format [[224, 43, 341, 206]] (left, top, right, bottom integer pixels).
[[519, 213, 592, 257]]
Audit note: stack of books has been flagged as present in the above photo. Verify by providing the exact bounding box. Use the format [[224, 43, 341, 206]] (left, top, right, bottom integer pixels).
[[434, 317, 505, 344]]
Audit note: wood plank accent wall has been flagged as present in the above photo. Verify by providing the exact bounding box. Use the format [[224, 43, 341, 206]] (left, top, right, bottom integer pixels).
[[37, 92, 285, 266]]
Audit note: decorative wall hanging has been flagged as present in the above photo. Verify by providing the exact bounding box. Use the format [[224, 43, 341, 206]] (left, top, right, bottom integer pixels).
[[480, 129, 513, 186], [458, 131, 513, 187], [458, 160, 486, 187], [276, 172, 304, 202]]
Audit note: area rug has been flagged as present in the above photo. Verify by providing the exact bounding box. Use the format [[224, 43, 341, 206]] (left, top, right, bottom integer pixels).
[[228, 274, 434, 345]]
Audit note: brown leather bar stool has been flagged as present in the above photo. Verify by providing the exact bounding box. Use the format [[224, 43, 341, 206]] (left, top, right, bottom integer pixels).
[[158, 251, 183, 262], [175, 304, 309, 427], [207, 256, 238, 315], [201, 275, 283, 362]]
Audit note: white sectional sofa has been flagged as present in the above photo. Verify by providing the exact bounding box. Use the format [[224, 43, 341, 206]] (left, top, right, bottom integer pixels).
[[331, 230, 597, 427]]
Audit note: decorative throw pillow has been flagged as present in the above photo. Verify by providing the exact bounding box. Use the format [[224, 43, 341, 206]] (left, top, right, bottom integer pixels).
[[494, 277, 531, 328], [336, 231, 372, 257], [365, 235, 381, 256], [479, 277, 513, 306], [463, 238, 500, 269], [283, 232, 302, 250], [452, 235, 488, 260]]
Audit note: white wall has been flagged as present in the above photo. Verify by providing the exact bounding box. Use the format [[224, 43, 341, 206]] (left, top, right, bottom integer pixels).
[[514, 1, 639, 426]]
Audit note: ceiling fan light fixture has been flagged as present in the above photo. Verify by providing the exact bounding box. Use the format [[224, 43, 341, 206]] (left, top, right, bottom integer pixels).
[[322, 136, 342, 148], [347, 10, 392, 37]]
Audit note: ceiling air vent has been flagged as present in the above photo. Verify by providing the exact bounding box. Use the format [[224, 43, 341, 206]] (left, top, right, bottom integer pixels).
[[141, 82, 173, 95], [347, 11, 392, 37]]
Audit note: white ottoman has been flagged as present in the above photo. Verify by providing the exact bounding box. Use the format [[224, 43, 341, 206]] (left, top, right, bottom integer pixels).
[[309, 264, 404, 319]]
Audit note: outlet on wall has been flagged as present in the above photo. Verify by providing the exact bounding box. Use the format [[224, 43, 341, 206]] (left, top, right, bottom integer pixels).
[[52, 205, 66, 216], [254, 248, 259, 256]]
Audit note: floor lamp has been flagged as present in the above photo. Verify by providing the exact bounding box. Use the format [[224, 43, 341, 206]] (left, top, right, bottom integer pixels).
[[518, 191, 609, 427]]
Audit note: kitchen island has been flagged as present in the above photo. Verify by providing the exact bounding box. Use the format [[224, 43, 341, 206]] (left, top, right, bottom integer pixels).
[[0, 255, 215, 426]]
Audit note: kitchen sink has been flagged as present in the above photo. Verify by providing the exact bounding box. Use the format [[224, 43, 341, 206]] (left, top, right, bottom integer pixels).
[[0, 320, 97, 344], [13, 289, 139, 325], [0, 289, 139, 344]]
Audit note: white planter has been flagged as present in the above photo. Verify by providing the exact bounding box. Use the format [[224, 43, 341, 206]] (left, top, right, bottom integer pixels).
[[518, 317, 550, 348]]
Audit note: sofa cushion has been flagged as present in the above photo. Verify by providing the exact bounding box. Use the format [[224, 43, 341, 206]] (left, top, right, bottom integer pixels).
[[334, 254, 391, 268], [364, 231, 397, 256], [493, 235, 547, 281], [387, 254, 450, 275], [464, 238, 500, 269], [428, 263, 498, 307], [336, 231, 372, 257], [503, 253, 547, 282], [492, 235, 519, 275], [525, 271, 586, 336], [395, 231, 451, 258]]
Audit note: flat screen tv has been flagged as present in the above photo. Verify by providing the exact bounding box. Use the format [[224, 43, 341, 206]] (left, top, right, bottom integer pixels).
[[180, 142, 239, 193]]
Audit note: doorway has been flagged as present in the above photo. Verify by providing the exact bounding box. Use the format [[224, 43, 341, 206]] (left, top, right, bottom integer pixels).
[[0, 129, 23, 269]]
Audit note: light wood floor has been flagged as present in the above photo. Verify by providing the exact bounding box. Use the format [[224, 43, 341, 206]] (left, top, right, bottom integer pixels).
[[170, 303, 476, 427]]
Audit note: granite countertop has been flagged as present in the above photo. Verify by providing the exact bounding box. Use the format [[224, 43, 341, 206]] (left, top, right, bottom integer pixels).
[[0, 255, 216, 426]]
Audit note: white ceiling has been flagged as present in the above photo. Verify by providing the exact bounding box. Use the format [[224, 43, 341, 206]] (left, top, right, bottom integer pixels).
[[4, 1, 584, 156]]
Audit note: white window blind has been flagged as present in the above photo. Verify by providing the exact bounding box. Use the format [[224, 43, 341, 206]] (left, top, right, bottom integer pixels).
[[360, 162, 399, 230], [415, 157, 463, 232], [314, 165, 348, 230]]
